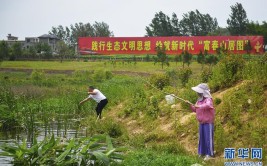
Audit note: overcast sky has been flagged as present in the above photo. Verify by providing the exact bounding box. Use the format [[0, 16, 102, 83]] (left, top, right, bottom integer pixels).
[[0, 0, 266, 40]]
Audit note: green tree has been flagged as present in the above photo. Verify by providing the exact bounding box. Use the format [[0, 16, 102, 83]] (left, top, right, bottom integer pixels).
[[174, 55, 181, 65], [261, 21, 267, 49], [42, 43, 52, 59], [205, 54, 219, 67], [247, 21, 267, 49], [246, 21, 261, 35], [132, 55, 137, 65], [145, 54, 150, 62], [22, 49, 30, 58], [145, 11, 180, 36], [29, 46, 37, 58], [0, 41, 9, 61], [197, 50, 205, 69], [227, 2, 248, 35], [244, 40, 252, 54], [70, 23, 94, 47], [70, 22, 113, 47], [49, 25, 71, 46], [57, 41, 69, 62], [49, 22, 113, 48], [93, 21, 114, 37], [182, 51, 192, 68], [10, 42, 22, 60], [35, 43, 42, 54], [201, 67, 212, 82], [179, 10, 218, 36], [216, 46, 228, 55], [209, 27, 230, 36], [178, 67, 192, 87], [155, 46, 169, 69], [171, 13, 180, 36]]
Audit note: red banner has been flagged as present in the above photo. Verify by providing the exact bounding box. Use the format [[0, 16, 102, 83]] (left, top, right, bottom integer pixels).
[[78, 36, 264, 55]]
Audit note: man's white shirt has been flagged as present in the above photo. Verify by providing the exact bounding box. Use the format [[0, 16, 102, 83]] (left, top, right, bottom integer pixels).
[[87, 89, 106, 103]]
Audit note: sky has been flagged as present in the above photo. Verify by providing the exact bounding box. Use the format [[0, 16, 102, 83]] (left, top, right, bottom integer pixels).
[[0, 0, 266, 40]]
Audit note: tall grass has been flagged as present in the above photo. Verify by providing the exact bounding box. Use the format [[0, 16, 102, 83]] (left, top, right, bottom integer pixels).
[[121, 150, 201, 166]]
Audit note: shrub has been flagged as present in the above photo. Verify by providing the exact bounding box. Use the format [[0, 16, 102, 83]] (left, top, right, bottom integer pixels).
[[209, 54, 245, 91], [94, 70, 110, 81], [182, 50, 192, 67], [149, 73, 170, 90], [197, 50, 205, 67], [30, 70, 45, 82], [93, 70, 113, 82], [123, 88, 147, 118], [145, 54, 150, 62], [30, 70, 62, 87], [214, 97, 222, 105], [259, 53, 267, 64], [83, 117, 126, 138], [155, 46, 169, 69], [201, 66, 212, 82], [105, 70, 113, 80], [178, 67, 192, 87], [165, 69, 178, 80], [72, 70, 93, 83], [146, 96, 160, 119], [73, 70, 91, 77], [205, 54, 219, 66], [165, 69, 179, 86], [243, 60, 267, 81], [102, 119, 124, 138], [93, 70, 106, 82], [174, 55, 181, 65]]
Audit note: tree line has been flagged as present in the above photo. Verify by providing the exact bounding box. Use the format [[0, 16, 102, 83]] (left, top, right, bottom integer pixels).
[[49, 22, 114, 48], [0, 2, 266, 62], [146, 3, 267, 46]]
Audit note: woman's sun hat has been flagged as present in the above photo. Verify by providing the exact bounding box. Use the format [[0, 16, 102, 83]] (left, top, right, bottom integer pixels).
[[191, 83, 212, 98]]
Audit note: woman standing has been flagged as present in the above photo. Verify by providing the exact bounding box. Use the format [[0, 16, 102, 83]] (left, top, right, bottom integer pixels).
[[186, 83, 215, 160]]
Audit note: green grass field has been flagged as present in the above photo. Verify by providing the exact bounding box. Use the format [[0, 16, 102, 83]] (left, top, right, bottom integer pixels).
[[0, 60, 204, 79]]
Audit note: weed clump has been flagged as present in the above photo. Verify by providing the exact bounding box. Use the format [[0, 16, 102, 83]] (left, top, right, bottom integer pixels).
[[149, 73, 170, 90]]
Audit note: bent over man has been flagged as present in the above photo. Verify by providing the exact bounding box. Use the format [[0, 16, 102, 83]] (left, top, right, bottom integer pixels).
[[79, 86, 108, 119]]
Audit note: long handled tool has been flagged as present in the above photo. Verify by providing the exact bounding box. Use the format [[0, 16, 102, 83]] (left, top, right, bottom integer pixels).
[[136, 75, 194, 105]]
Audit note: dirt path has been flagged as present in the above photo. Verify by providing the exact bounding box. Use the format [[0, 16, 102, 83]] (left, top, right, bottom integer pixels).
[[0, 68, 74, 75], [0, 67, 151, 77]]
